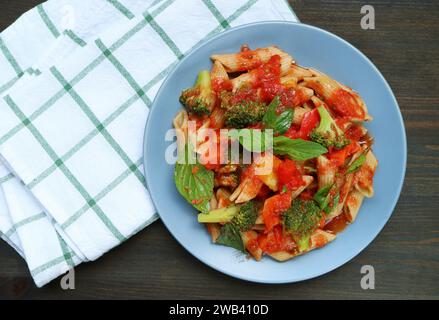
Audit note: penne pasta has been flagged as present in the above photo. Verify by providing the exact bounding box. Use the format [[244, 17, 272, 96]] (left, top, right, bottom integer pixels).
[[280, 64, 314, 86], [241, 230, 263, 261], [173, 109, 188, 130], [211, 60, 229, 82], [301, 73, 369, 121], [229, 162, 264, 203], [316, 155, 336, 189], [354, 150, 378, 198], [206, 223, 221, 242], [268, 251, 297, 262], [298, 86, 314, 103], [344, 189, 365, 222], [216, 188, 232, 209], [326, 173, 354, 220], [291, 175, 314, 199], [210, 194, 218, 210], [209, 106, 226, 129], [310, 230, 336, 249], [173, 110, 189, 153], [211, 46, 293, 75], [231, 72, 257, 91]]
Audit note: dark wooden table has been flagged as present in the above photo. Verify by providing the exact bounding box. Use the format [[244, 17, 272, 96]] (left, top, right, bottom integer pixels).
[[0, 0, 438, 300]]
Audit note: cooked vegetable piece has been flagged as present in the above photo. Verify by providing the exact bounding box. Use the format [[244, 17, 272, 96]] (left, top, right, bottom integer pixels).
[[222, 93, 268, 128], [346, 152, 367, 174], [216, 223, 245, 252], [262, 96, 294, 134], [197, 200, 259, 231], [282, 199, 322, 251], [255, 154, 282, 191], [313, 185, 333, 212], [231, 200, 260, 231], [273, 136, 328, 161], [179, 70, 216, 116], [276, 158, 305, 192], [258, 225, 297, 254], [197, 205, 240, 223], [262, 192, 292, 231], [310, 106, 350, 149], [174, 147, 214, 212], [214, 172, 239, 189]]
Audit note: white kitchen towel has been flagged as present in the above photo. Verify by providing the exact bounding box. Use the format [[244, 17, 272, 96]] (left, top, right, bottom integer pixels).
[[0, 0, 163, 249], [0, 0, 164, 287], [0, 0, 298, 287]]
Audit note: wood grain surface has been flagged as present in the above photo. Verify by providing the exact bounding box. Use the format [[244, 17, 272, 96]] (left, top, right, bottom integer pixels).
[[0, 0, 438, 300]]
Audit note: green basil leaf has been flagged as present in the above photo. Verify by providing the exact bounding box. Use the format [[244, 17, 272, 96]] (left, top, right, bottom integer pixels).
[[273, 136, 328, 161], [262, 96, 294, 134], [313, 185, 332, 211], [216, 223, 245, 252], [331, 193, 340, 211], [275, 109, 294, 134], [174, 145, 214, 212], [262, 96, 280, 127], [346, 153, 367, 174], [314, 183, 341, 213], [229, 129, 273, 153]]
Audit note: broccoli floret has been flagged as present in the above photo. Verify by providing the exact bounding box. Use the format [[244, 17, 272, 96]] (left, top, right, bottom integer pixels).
[[224, 101, 267, 128], [197, 201, 259, 231], [179, 70, 216, 116], [220, 91, 267, 128], [310, 106, 350, 149], [214, 172, 239, 189], [232, 200, 260, 231], [282, 199, 322, 251], [198, 205, 239, 223]]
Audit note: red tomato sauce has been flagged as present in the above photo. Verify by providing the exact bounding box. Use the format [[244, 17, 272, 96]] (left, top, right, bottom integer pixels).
[[258, 225, 297, 254], [276, 159, 305, 191], [199, 130, 227, 170], [356, 165, 375, 190], [230, 87, 260, 104], [345, 123, 365, 141], [284, 108, 319, 140], [324, 212, 350, 234], [212, 78, 233, 92], [246, 237, 260, 253], [279, 88, 308, 109], [262, 192, 292, 231], [252, 55, 282, 103], [327, 141, 361, 167], [327, 88, 365, 119]]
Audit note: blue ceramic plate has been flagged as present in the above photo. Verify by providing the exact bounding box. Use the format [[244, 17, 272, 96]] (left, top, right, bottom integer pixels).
[[143, 21, 406, 283]]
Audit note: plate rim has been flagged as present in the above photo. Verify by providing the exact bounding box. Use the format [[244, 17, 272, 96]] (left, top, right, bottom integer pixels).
[[143, 20, 407, 284]]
